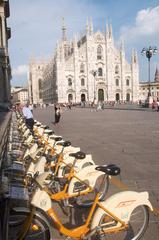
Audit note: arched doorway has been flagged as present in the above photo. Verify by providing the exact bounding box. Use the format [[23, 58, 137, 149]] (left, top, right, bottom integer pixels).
[[98, 89, 104, 101], [68, 94, 73, 102], [126, 93, 130, 102], [81, 94, 85, 102], [116, 93, 120, 101]]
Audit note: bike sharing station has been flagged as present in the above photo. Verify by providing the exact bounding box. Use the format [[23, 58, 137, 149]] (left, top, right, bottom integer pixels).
[[0, 111, 159, 240]]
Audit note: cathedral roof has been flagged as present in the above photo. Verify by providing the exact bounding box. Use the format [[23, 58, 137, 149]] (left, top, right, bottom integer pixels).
[[154, 67, 159, 82]]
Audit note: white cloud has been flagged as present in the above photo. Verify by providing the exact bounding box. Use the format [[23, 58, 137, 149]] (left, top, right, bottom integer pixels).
[[120, 6, 159, 43], [12, 65, 28, 76]]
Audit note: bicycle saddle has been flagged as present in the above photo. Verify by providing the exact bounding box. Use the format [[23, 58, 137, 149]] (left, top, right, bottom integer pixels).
[[42, 125, 49, 129], [51, 136, 63, 142], [44, 129, 54, 135], [95, 164, 120, 176], [57, 141, 71, 147], [69, 151, 86, 160]]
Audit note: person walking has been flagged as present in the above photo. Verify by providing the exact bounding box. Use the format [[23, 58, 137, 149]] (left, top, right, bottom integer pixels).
[[22, 102, 34, 134], [157, 99, 159, 112], [54, 105, 61, 125]]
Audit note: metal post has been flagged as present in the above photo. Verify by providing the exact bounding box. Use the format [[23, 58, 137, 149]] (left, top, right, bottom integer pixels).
[[148, 58, 151, 97], [141, 46, 157, 107]]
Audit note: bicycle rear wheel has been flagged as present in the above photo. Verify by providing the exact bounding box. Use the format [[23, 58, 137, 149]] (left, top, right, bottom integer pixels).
[[92, 205, 149, 240], [8, 210, 51, 240]]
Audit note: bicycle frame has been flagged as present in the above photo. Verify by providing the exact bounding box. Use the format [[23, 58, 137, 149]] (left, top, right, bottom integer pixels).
[[31, 187, 151, 239]]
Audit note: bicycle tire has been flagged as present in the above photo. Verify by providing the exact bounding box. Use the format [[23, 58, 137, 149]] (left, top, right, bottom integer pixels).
[[76, 175, 109, 207], [92, 205, 149, 240], [8, 210, 52, 240]]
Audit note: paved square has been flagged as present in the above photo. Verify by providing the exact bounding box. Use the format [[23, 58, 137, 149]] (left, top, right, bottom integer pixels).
[[34, 107, 159, 239]]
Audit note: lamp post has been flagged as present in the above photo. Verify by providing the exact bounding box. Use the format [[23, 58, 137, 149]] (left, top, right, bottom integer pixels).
[[90, 70, 97, 100], [141, 46, 157, 106]]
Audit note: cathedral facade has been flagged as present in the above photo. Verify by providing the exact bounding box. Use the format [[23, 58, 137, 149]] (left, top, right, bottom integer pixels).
[[55, 20, 139, 103], [28, 20, 139, 104]]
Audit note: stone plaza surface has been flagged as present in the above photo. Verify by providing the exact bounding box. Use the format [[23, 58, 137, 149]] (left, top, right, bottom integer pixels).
[[33, 106, 159, 240]]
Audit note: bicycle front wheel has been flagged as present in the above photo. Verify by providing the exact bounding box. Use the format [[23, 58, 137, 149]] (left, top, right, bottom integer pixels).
[[8, 211, 51, 240], [92, 205, 149, 240]]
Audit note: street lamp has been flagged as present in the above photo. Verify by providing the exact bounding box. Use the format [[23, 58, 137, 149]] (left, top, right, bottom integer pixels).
[[141, 46, 157, 106], [90, 70, 97, 100]]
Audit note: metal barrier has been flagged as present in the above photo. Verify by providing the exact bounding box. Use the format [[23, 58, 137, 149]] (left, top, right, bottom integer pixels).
[[0, 112, 12, 167], [0, 112, 12, 240]]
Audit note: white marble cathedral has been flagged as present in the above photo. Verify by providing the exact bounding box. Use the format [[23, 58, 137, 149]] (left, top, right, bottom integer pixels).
[[28, 19, 139, 104], [55, 19, 139, 103]]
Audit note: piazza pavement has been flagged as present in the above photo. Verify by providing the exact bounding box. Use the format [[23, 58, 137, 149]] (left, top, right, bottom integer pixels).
[[32, 105, 159, 240]]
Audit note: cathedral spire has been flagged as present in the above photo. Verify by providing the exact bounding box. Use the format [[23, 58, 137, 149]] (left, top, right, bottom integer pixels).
[[120, 38, 125, 52], [134, 50, 138, 64], [109, 23, 113, 38], [131, 49, 138, 64], [120, 38, 125, 57], [90, 17, 93, 35], [154, 67, 159, 82], [86, 18, 89, 35], [131, 49, 134, 63], [62, 17, 67, 42], [106, 21, 109, 38]]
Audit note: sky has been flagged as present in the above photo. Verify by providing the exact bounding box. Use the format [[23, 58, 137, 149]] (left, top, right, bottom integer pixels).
[[8, 0, 159, 87]]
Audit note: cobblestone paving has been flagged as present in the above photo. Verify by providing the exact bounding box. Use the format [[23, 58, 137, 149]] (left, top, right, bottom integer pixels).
[[34, 107, 159, 240]]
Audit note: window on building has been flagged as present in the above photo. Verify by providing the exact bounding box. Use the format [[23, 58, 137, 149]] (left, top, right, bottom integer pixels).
[[81, 78, 85, 86], [115, 65, 119, 74], [98, 68, 103, 76], [68, 94, 73, 101], [126, 79, 129, 86], [97, 45, 103, 60], [116, 93, 120, 101], [116, 79, 119, 86], [38, 79, 42, 89], [68, 78, 72, 86], [80, 63, 85, 73]]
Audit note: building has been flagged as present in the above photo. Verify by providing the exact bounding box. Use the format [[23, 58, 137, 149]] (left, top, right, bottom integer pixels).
[[42, 57, 57, 104], [11, 86, 29, 105], [0, 0, 12, 106], [29, 20, 139, 104], [28, 58, 46, 105], [139, 68, 159, 101]]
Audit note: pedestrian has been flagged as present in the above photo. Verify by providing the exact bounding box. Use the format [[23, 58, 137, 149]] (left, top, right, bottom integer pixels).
[[54, 105, 61, 125], [157, 99, 159, 112], [22, 101, 34, 134]]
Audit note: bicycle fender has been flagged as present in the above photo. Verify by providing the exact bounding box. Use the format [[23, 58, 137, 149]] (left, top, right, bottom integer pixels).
[[91, 191, 153, 230], [68, 165, 104, 195]]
